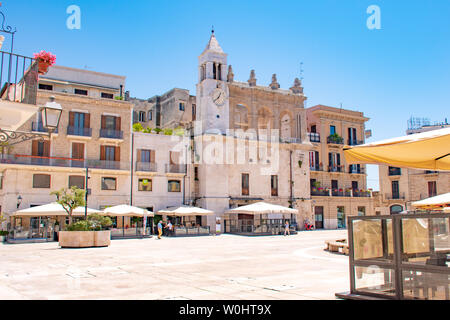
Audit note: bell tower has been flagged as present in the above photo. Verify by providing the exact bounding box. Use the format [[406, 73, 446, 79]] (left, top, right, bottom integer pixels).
[[196, 30, 230, 135]]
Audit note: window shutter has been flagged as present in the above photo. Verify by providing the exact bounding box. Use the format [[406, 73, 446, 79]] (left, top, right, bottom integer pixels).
[[43, 140, 50, 157], [115, 146, 120, 162], [32, 140, 38, 156], [150, 150, 155, 163], [69, 112, 75, 127], [116, 117, 121, 131], [137, 149, 142, 163], [337, 153, 341, 166], [328, 153, 332, 166], [101, 115, 106, 129], [85, 113, 90, 128], [100, 146, 106, 161]]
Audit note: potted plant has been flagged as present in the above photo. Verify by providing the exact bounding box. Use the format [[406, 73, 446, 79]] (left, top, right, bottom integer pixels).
[[143, 127, 152, 133], [51, 187, 112, 248], [133, 123, 143, 132], [0, 214, 7, 242], [153, 128, 162, 134], [33, 50, 56, 75]]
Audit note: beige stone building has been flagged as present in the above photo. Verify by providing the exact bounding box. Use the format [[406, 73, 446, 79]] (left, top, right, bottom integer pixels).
[[378, 123, 450, 214], [305, 105, 376, 229], [0, 66, 133, 231]]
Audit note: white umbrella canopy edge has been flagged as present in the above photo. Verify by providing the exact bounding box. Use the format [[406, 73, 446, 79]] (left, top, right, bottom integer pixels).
[[13, 202, 102, 217], [411, 192, 450, 209], [225, 202, 299, 215], [102, 204, 155, 217], [157, 206, 214, 216]]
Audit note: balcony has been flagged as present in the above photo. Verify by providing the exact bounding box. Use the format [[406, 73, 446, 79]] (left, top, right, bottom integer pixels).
[[280, 137, 301, 144], [311, 189, 330, 196], [165, 164, 186, 174], [0, 154, 129, 170], [353, 190, 371, 197], [67, 126, 92, 137], [308, 132, 320, 143], [347, 139, 364, 146], [349, 165, 365, 174], [310, 164, 323, 172], [0, 51, 38, 105], [99, 129, 123, 139], [328, 165, 345, 173], [385, 192, 406, 200], [32, 122, 58, 134], [311, 187, 372, 198], [327, 135, 344, 145], [136, 162, 157, 172], [332, 190, 352, 197]]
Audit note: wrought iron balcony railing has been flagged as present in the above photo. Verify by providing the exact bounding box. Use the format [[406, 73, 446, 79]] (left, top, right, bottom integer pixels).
[[136, 162, 157, 172], [348, 165, 365, 174], [310, 164, 323, 172], [347, 139, 364, 146], [308, 132, 320, 143], [67, 126, 92, 137], [0, 154, 129, 170], [165, 164, 186, 174], [385, 192, 406, 200], [327, 135, 344, 144], [328, 165, 345, 173], [32, 122, 58, 134], [0, 51, 38, 105], [99, 129, 123, 139]]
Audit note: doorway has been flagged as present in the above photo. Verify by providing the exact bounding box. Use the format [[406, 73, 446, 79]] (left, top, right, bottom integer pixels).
[[314, 206, 324, 229]]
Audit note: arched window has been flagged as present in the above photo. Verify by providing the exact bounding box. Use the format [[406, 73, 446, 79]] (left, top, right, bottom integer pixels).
[[280, 114, 291, 140], [257, 108, 272, 131], [390, 205, 403, 215], [234, 104, 249, 130]]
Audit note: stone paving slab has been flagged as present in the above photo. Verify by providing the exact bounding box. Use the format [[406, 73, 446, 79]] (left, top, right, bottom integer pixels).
[[0, 230, 349, 300]]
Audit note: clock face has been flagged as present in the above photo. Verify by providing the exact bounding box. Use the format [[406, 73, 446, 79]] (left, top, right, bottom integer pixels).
[[212, 88, 226, 106]]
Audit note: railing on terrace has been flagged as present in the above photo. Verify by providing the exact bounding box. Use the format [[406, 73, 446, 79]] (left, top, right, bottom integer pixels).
[[353, 190, 371, 198], [67, 126, 92, 137], [308, 132, 321, 143], [32, 122, 58, 134], [349, 165, 365, 174], [136, 162, 157, 172], [385, 192, 406, 200], [347, 139, 364, 146], [165, 164, 186, 174], [311, 189, 330, 197], [0, 154, 130, 170], [99, 129, 123, 139], [0, 51, 38, 105], [332, 190, 353, 197], [328, 165, 345, 173], [310, 164, 323, 172], [327, 135, 344, 144]]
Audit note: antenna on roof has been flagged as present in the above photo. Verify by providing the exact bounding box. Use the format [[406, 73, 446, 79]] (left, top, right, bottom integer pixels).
[[211, 25, 214, 34]]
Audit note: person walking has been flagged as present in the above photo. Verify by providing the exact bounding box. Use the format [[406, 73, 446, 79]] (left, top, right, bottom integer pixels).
[[284, 220, 290, 236], [157, 220, 163, 239], [165, 220, 173, 237]]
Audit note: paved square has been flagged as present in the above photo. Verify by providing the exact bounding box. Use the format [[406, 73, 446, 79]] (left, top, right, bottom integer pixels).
[[0, 230, 349, 300]]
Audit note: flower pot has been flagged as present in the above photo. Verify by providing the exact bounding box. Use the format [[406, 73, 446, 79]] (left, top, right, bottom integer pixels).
[[37, 60, 51, 75], [59, 231, 111, 248]]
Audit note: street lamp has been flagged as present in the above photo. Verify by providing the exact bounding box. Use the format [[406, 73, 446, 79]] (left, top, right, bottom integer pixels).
[[16, 195, 22, 209], [41, 96, 62, 133]]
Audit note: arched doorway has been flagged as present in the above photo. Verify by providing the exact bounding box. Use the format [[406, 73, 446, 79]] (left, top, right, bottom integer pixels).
[[390, 205, 403, 215]]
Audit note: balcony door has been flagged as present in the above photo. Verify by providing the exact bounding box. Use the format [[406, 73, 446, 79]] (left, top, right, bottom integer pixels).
[[391, 181, 400, 199], [31, 140, 50, 165], [348, 127, 357, 145], [328, 152, 341, 171], [69, 112, 90, 136], [314, 206, 324, 229]]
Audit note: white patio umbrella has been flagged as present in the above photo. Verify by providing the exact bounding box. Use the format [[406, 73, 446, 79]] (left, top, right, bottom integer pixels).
[[103, 205, 154, 217], [225, 202, 298, 215], [411, 192, 450, 210], [13, 202, 102, 217], [157, 206, 214, 216]]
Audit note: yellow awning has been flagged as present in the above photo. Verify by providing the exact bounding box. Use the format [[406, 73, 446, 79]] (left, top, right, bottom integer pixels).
[[343, 127, 450, 170]]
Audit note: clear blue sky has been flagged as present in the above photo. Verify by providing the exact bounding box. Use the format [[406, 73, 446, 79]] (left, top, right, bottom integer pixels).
[[3, 0, 449, 190]]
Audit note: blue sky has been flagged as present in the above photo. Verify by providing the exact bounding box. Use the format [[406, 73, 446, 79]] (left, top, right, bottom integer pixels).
[[3, 0, 449, 190]]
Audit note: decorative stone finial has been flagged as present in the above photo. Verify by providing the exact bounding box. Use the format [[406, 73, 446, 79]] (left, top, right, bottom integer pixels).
[[290, 77, 303, 94], [227, 65, 234, 83], [270, 74, 280, 90], [248, 69, 256, 87]]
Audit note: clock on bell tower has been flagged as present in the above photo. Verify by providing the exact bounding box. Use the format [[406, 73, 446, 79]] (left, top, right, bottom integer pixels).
[[196, 30, 230, 135]]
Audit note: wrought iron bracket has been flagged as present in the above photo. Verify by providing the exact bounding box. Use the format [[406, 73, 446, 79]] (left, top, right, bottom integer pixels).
[[0, 128, 49, 146]]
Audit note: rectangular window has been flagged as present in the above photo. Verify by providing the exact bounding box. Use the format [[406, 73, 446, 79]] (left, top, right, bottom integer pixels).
[[242, 173, 249, 196], [194, 167, 199, 180], [168, 180, 181, 192], [139, 111, 146, 122], [330, 125, 336, 135], [148, 110, 153, 121], [33, 174, 51, 188], [192, 104, 196, 120], [352, 181, 359, 191], [104, 116, 117, 130], [102, 177, 117, 190], [74, 88, 88, 96], [310, 125, 316, 133], [337, 206, 346, 228], [138, 179, 152, 192], [69, 176, 85, 189], [104, 146, 116, 161], [101, 92, 114, 99], [179, 102, 185, 111], [38, 83, 53, 91], [271, 175, 278, 196], [428, 181, 437, 197], [388, 166, 402, 176], [357, 206, 366, 216]]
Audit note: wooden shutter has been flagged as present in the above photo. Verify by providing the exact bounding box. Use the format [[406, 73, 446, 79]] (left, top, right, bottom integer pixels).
[[43, 140, 50, 157], [150, 150, 155, 163], [115, 146, 120, 162], [337, 153, 341, 166], [115, 117, 121, 131], [32, 140, 38, 156], [85, 113, 90, 128], [69, 112, 75, 127], [101, 115, 106, 129], [100, 146, 106, 161], [137, 149, 142, 163]]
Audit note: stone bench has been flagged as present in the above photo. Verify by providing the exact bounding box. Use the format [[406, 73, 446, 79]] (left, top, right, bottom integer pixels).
[[325, 239, 349, 255]]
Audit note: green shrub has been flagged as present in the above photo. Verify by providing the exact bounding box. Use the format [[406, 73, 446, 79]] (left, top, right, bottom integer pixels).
[[65, 220, 92, 231], [154, 128, 162, 134], [163, 128, 173, 135], [174, 127, 185, 136], [114, 96, 124, 100], [88, 214, 113, 231], [143, 127, 152, 133], [0, 231, 9, 236], [133, 123, 143, 132]]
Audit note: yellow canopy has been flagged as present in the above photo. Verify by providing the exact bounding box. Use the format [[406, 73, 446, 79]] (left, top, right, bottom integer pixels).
[[343, 127, 450, 170]]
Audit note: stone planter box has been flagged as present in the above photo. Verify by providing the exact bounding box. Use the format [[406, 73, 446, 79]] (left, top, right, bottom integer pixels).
[[59, 231, 111, 248]]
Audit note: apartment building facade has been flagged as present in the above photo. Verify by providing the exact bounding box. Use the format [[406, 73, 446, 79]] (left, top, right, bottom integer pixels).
[[305, 105, 376, 229]]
